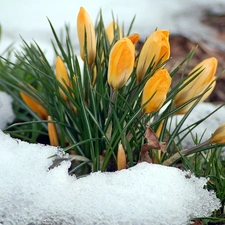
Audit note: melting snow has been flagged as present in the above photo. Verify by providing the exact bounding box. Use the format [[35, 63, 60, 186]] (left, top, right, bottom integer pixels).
[[169, 102, 225, 148], [0, 130, 221, 225], [0, 91, 15, 130], [0, 1, 225, 224]]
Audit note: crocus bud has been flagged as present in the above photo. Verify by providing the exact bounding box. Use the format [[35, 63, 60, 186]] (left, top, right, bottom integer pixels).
[[48, 116, 59, 146], [20, 87, 48, 120], [141, 69, 171, 114], [126, 33, 140, 44], [77, 7, 96, 65], [108, 37, 135, 89], [210, 123, 225, 144], [136, 30, 170, 83], [174, 57, 218, 114], [56, 56, 69, 100], [91, 65, 97, 86], [117, 143, 126, 170], [106, 22, 123, 45]]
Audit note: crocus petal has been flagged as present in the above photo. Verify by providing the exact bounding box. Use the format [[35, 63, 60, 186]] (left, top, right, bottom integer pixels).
[[174, 57, 218, 114], [141, 69, 171, 114], [56, 56, 69, 101], [77, 7, 96, 65], [106, 22, 123, 45], [108, 37, 135, 89], [91, 65, 97, 86], [210, 122, 225, 144], [136, 30, 170, 83], [48, 116, 59, 146], [20, 91, 48, 120], [126, 33, 140, 44], [117, 143, 126, 170]]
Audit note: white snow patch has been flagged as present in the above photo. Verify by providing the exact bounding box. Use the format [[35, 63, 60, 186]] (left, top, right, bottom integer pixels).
[[0, 91, 15, 129], [0, 131, 221, 225], [170, 103, 225, 147]]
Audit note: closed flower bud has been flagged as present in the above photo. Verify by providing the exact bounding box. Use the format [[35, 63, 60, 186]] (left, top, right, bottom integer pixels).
[[106, 22, 123, 45], [56, 56, 69, 100], [141, 69, 171, 114], [108, 37, 135, 89], [20, 87, 48, 120], [77, 7, 96, 65], [91, 65, 97, 86], [174, 57, 218, 114], [48, 116, 59, 146], [136, 30, 170, 83], [210, 123, 225, 144], [117, 143, 126, 170], [126, 33, 140, 44]]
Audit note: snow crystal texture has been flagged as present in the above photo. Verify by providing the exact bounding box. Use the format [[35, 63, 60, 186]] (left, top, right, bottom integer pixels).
[[0, 91, 15, 130], [0, 131, 221, 225], [170, 103, 225, 148]]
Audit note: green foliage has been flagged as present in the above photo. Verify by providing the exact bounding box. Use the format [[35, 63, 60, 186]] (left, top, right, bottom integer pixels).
[[0, 11, 225, 221]]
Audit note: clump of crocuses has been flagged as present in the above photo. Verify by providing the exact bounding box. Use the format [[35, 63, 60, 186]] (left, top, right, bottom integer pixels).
[[17, 6, 224, 174]]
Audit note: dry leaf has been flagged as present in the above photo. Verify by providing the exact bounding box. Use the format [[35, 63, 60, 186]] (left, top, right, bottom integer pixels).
[[159, 143, 167, 153], [139, 126, 167, 163], [145, 126, 161, 149], [139, 144, 152, 163]]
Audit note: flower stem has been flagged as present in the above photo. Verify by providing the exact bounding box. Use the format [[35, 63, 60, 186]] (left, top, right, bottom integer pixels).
[[162, 139, 211, 166]]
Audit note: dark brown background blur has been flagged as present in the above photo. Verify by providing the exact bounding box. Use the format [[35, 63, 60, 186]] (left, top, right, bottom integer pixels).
[[169, 12, 225, 104]]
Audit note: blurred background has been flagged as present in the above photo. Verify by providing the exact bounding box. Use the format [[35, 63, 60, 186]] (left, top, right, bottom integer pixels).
[[1, 0, 225, 101]]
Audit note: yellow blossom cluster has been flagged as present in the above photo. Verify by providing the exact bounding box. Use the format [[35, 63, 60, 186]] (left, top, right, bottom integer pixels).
[[19, 6, 225, 167]]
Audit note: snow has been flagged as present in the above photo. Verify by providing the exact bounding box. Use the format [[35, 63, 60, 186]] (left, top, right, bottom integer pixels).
[[169, 102, 225, 147], [0, 130, 221, 225], [0, 1, 225, 224], [0, 91, 15, 130]]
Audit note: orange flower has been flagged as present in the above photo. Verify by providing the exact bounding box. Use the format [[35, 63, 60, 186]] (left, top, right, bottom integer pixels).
[[141, 69, 171, 114], [210, 122, 225, 144], [77, 7, 96, 65], [48, 116, 59, 146], [174, 57, 217, 114], [91, 65, 97, 86], [108, 37, 135, 89], [126, 33, 140, 44], [136, 30, 170, 83], [117, 143, 126, 170], [56, 56, 69, 100], [106, 22, 123, 45], [20, 87, 48, 120]]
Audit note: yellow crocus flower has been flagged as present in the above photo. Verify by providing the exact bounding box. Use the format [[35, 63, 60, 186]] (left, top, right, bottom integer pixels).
[[126, 33, 140, 44], [141, 69, 171, 114], [77, 7, 96, 65], [20, 87, 48, 120], [108, 37, 135, 89], [47, 116, 59, 146], [174, 57, 218, 114], [210, 122, 225, 144], [136, 30, 170, 83], [91, 65, 97, 86], [56, 56, 69, 101], [106, 22, 123, 45], [117, 143, 126, 170]]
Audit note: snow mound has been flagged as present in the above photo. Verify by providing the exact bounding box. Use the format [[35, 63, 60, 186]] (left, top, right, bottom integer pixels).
[[0, 91, 15, 130], [170, 103, 225, 147], [0, 131, 221, 225]]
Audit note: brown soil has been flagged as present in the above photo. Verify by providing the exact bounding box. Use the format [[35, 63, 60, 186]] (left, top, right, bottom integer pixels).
[[138, 12, 225, 105], [169, 13, 225, 104]]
